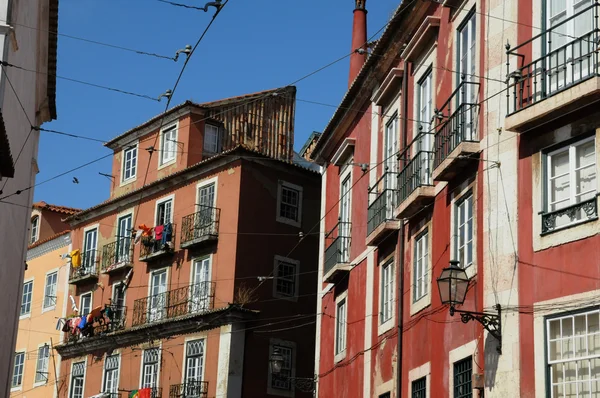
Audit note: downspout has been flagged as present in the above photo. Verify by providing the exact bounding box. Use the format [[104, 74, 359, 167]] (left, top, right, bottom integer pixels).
[[397, 61, 409, 398]]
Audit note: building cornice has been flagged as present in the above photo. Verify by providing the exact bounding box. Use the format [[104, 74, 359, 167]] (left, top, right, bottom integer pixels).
[[27, 231, 71, 261]]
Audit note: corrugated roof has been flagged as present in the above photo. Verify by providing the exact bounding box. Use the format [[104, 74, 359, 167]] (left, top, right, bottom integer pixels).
[[33, 201, 82, 215], [47, 0, 58, 120], [104, 86, 294, 148]]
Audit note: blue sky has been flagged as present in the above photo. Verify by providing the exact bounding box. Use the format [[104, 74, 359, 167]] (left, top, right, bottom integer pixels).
[[34, 0, 398, 209]]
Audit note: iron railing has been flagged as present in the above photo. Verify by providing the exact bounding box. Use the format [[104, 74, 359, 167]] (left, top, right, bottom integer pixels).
[[541, 197, 598, 234], [181, 206, 220, 246], [397, 135, 435, 205], [169, 381, 209, 398], [101, 238, 133, 272], [132, 282, 215, 327], [139, 223, 177, 259], [324, 221, 351, 276], [68, 250, 99, 282], [506, 3, 600, 115], [434, 80, 480, 168], [64, 304, 127, 343], [367, 171, 399, 236]]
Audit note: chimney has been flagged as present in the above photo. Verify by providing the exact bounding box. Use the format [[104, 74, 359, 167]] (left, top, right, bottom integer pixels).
[[349, 0, 367, 87]]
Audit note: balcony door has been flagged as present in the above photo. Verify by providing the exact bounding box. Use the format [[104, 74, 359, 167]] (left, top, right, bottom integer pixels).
[[417, 70, 433, 186], [112, 283, 125, 325], [83, 229, 97, 271], [190, 257, 211, 313], [149, 270, 167, 322], [116, 214, 132, 263], [196, 183, 216, 234], [339, 174, 351, 262], [384, 115, 399, 217], [457, 11, 476, 141], [546, 0, 594, 93]]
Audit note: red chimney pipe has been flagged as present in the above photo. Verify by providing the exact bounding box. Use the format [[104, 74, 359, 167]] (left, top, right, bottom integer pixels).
[[349, 0, 367, 87]]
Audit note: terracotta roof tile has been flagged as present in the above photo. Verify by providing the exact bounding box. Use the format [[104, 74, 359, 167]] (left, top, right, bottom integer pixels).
[[33, 201, 82, 215], [27, 229, 70, 249]]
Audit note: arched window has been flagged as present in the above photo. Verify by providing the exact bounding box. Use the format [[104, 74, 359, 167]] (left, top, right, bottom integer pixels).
[[30, 216, 39, 244]]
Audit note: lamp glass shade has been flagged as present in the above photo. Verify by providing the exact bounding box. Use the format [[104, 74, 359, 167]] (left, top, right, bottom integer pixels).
[[270, 348, 284, 375], [436, 262, 469, 306]]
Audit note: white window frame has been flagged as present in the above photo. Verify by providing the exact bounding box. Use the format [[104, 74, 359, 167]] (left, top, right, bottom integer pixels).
[[101, 353, 121, 395], [447, 340, 476, 398], [120, 143, 138, 184], [413, 230, 429, 302], [139, 346, 161, 390], [82, 223, 100, 271], [267, 338, 297, 398], [182, 338, 206, 385], [276, 180, 303, 228], [196, 176, 219, 209], [155, 194, 175, 226], [11, 351, 25, 391], [79, 292, 92, 317], [42, 269, 59, 312], [273, 255, 300, 301], [20, 278, 34, 318], [159, 123, 178, 168], [454, 192, 474, 270], [203, 124, 221, 154], [407, 362, 431, 398], [34, 343, 50, 385], [334, 290, 348, 363], [68, 359, 87, 398], [30, 215, 39, 244], [410, 221, 432, 316], [379, 257, 395, 335]]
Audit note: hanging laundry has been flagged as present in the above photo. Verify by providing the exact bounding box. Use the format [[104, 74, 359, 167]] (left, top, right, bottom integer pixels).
[[60, 252, 71, 260], [162, 222, 173, 244], [134, 229, 143, 244], [78, 315, 87, 330], [56, 318, 66, 331], [69, 295, 78, 312], [70, 249, 81, 268], [154, 224, 164, 241], [138, 224, 153, 237]]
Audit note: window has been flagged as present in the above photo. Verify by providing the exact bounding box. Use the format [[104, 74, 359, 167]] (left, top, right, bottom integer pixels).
[[80, 293, 92, 317], [112, 283, 126, 323], [103, 354, 120, 394], [43, 271, 58, 310], [185, 340, 205, 383], [412, 377, 426, 398], [417, 70, 433, 134], [20, 280, 33, 316], [339, 172, 352, 262], [335, 296, 347, 357], [160, 125, 177, 165], [379, 394, 391, 398], [277, 181, 303, 227], [149, 270, 168, 322], [380, 259, 394, 324], [204, 124, 221, 154], [30, 216, 39, 244], [384, 115, 399, 204], [457, 11, 477, 140], [122, 145, 137, 182], [455, 194, 473, 269], [453, 357, 472, 398], [35, 344, 50, 383], [156, 198, 173, 226], [544, 136, 597, 231], [413, 231, 429, 302], [274, 257, 298, 298], [270, 343, 293, 391], [11, 352, 24, 388], [191, 258, 211, 312], [83, 228, 98, 270], [141, 348, 160, 389], [69, 361, 85, 398], [547, 309, 600, 397]]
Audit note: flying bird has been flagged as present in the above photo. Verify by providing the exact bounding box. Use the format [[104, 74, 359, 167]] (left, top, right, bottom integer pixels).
[[72, 177, 79, 184]]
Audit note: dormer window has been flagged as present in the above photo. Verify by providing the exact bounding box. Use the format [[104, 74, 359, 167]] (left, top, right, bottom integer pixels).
[[204, 124, 221, 154], [30, 216, 39, 244]]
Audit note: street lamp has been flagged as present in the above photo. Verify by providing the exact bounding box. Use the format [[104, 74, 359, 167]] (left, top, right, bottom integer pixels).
[[269, 348, 317, 394], [436, 260, 503, 354]]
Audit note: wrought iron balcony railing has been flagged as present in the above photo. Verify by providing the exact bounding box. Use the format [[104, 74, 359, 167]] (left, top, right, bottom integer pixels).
[[397, 139, 435, 205], [367, 171, 399, 236], [69, 250, 99, 283], [64, 304, 127, 343], [101, 238, 133, 273], [434, 80, 480, 168], [324, 221, 351, 276], [139, 223, 176, 261], [506, 3, 600, 115], [180, 206, 220, 247], [541, 196, 598, 235], [132, 282, 215, 327], [169, 380, 209, 398]]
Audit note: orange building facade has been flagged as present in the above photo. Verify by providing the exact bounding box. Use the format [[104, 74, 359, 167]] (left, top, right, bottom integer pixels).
[[55, 88, 321, 398]]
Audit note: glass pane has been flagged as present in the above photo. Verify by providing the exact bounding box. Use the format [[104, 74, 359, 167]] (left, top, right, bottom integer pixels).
[[550, 319, 562, 339], [550, 340, 562, 361], [579, 360, 591, 381], [589, 313, 600, 333], [563, 317, 575, 337], [564, 337, 575, 359], [576, 336, 587, 357]]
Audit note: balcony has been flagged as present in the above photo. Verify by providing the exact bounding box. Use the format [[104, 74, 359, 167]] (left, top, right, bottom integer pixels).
[[541, 196, 598, 235], [505, 3, 600, 133], [101, 238, 133, 274], [395, 141, 435, 219], [180, 206, 220, 249], [169, 381, 208, 398], [433, 81, 480, 181], [132, 282, 215, 327], [68, 250, 99, 285], [323, 221, 352, 283], [63, 304, 127, 344], [366, 172, 400, 246], [139, 223, 176, 262]]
